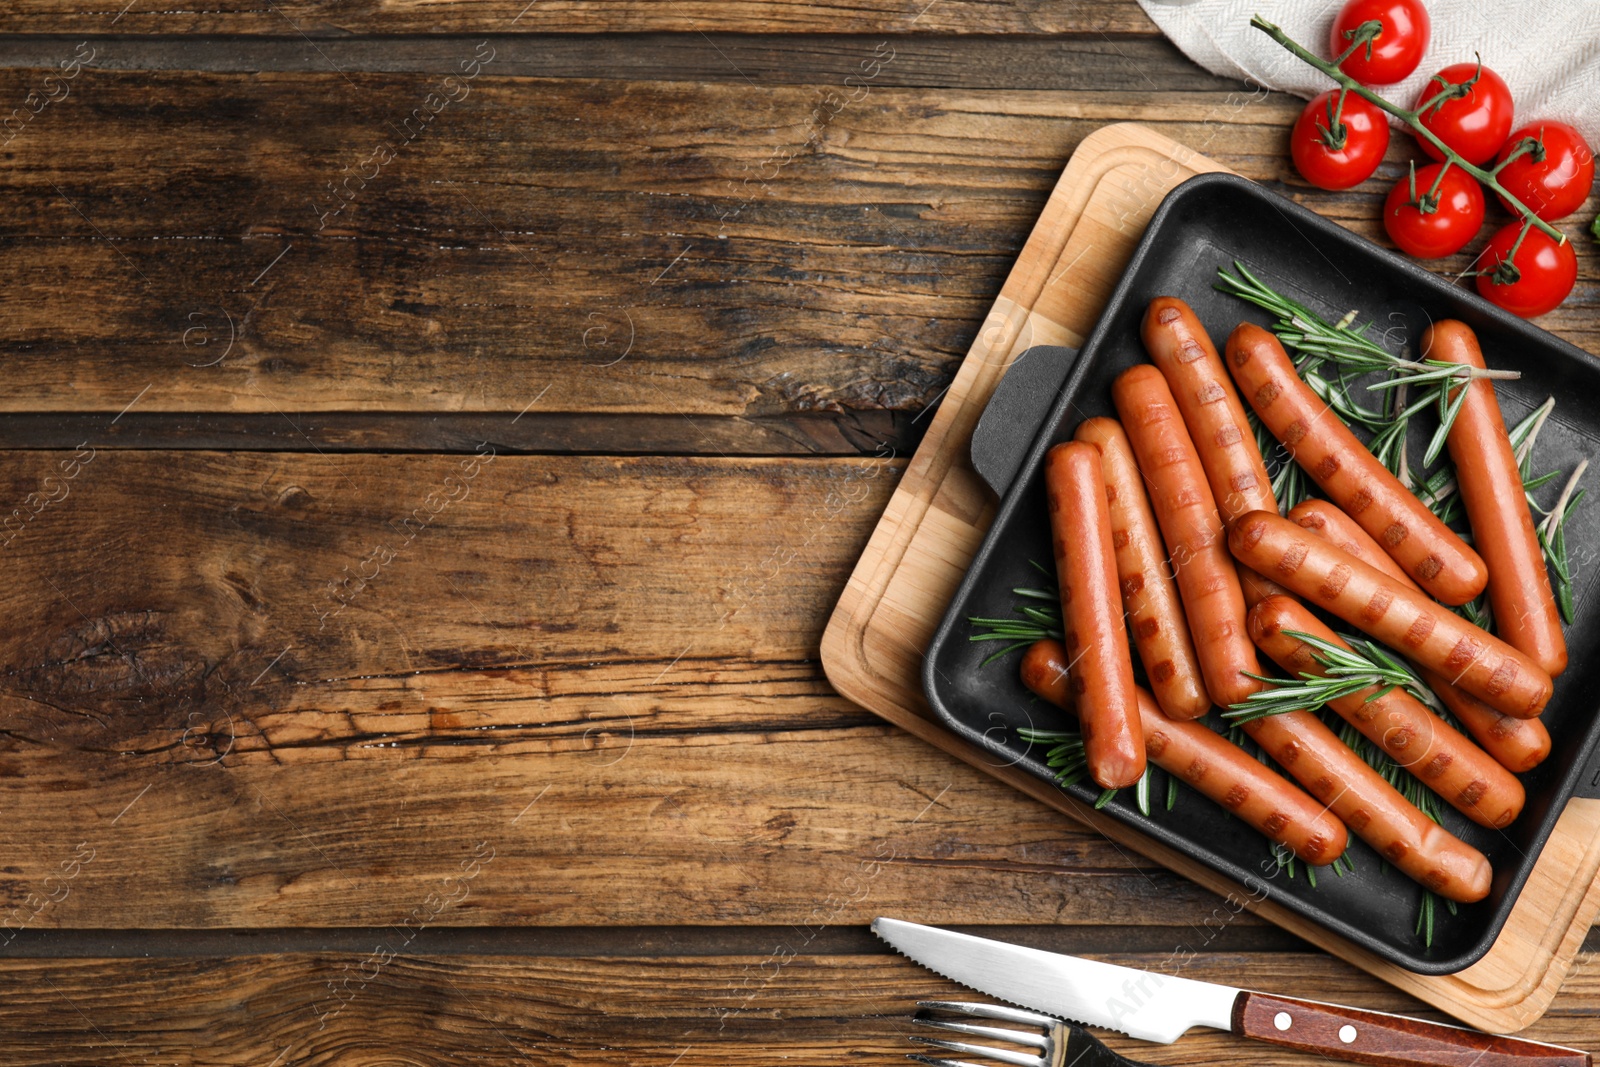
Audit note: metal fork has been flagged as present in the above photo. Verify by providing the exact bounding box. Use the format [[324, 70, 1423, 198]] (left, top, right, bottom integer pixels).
[[908, 1001, 1152, 1067]]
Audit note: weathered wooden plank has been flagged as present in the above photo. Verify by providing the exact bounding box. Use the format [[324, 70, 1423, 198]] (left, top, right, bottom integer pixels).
[[0, 71, 1587, 415], [0, 725, 1235, 928], [0, 1, 1158, 36], [0, 410, 916, 455], [0, 451, 897, 741], [0, 922, 1315, 958], [0, 449, 1246, 929], [0, 951, 1591, 1065], [0, 73, 1589, 420], [0, 33, 1216, 89]]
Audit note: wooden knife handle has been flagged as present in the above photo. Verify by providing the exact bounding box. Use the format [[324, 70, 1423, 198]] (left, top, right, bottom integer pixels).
[[1233, 992, 1591, 1067]]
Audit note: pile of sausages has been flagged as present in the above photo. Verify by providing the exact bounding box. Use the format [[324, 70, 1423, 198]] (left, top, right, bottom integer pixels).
[[1020, 298, 1564, 904]]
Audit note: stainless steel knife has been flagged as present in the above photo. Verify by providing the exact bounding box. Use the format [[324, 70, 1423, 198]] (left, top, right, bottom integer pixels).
[[873, 918, 1591, 1067]]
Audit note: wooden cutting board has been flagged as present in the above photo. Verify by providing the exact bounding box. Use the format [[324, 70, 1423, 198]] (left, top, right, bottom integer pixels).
[[819, 121, 1600, 1034]]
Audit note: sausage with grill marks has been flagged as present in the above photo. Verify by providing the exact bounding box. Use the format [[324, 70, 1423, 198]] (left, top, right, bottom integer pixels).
[[1113, 366, 1262, 709], [1225, 322, 1487, 605], [1020, 639, 1348, 868], [1229, 510, 1552, 717], [1076, 417, 1210, 720], [1288, 498, 1551, 772], [1425, 319, 1566, 676], [1045, 441, 1145, 788], [1141, 297, 1290, 607], [1249, 595, 1525, 829], [1236, 708, 1491, 902]]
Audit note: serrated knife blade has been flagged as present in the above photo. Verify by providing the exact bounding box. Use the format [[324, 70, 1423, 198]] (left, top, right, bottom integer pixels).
[[873, 916, 1236, 1043], [872, 918, 1591, 1067]]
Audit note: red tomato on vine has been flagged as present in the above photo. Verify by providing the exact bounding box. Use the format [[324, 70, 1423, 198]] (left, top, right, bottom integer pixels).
[[1413, 62, 1514, 165], [1291, 90, 1390, 190], [1330, 0, 1430, 85], [1494, 122, 1595, 222], [1383, 164, 1483, 258], [1475, 223, 1576, 318]]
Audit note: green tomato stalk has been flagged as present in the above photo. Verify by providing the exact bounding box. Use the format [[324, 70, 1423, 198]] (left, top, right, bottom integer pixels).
[[1252, 14, 1566, 260]]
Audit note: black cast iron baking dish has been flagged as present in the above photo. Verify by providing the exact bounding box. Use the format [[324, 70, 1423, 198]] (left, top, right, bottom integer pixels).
[[922, 171, 1600, 975]]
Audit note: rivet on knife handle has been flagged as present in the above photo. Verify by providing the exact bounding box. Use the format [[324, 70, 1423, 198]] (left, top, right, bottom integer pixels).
[[1232, 992, 1591, 1067]]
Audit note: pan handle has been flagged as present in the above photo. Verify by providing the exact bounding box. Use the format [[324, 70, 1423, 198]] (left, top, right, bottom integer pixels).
[[968, 345, 1079, 498], [1569, 737, 1600, 801]]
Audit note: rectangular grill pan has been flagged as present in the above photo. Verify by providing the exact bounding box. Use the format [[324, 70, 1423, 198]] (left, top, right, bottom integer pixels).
[[922, 171, 1600, 974]]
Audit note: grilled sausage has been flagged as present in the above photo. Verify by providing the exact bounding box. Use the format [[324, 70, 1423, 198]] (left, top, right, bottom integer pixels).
[[1141, 297, 1290, 607], [1249, 595, 1525, 829], [1236, 707, 1491, 902], [1419, 666, 1551, 774], [1289, 498, 1551, 772], [1020, 639, 1346, 867], [1075, 417, 1210, 720], [1225, 322, 1488, 605], [1230, 510, 1552, 717], [1113, 366, 1262, 708], [1425, 319, 1566, 677], [1044, 442, 1145, 787]]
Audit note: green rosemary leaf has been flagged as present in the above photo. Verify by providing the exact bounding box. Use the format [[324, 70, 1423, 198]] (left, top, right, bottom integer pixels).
[[1216, 262, 1518, 475], [1536, 466, 1587, 625], [1227, 631, 1433, 722], [1522, 469, 1563, 494], [980, 641, 1037, 666], [1422, 380, 1471, 466]]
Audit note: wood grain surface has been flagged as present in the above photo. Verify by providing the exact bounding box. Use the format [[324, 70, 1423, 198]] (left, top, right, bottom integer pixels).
[[0, 69, 1588, 419], [0, 1, 1155, 36], [0, 3, 1596, 1062], [0, 952, 1595, 1066]]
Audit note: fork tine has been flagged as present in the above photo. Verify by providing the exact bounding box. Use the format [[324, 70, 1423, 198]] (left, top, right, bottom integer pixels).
[[911, 1014, 1049, 1051], [911, 1035, 1046, 1067], [916, 1000, 1057, 1028]]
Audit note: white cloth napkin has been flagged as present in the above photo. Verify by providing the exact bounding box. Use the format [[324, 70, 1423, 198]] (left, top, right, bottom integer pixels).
[[1136, 0, 1600, 150]]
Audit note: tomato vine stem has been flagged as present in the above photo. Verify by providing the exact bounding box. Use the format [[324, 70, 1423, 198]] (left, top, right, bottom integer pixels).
[[1251, 15, 1566, 245]]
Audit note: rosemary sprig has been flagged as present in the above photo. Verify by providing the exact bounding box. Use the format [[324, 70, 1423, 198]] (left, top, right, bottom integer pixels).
[[1216, 262, 1517, 459], [968, 579, 1062, 665], [1018, 727, 1138, 811], [1224, 630, 1434, 723], [1249, 409, 1310, 512], [1415, 890, 1457, 949], [1538, 461, 1588, 623], [1418, 396, 1557, 519], [1271, 840, 1355, 886]]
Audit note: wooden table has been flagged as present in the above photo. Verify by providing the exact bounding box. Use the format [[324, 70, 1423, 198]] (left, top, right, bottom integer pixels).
[[0, 3, 1593, 1063]]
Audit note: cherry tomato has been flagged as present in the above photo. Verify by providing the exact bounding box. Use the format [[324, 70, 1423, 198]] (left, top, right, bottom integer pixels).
[[1413, 62, 1513, 165], [1493, 121, 1595, 222], [1383, 164, 1483, 258], [1291, 90, 1391, 190], [1475, 223, 1577, 318], [1330, 0, 1430, 85]]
